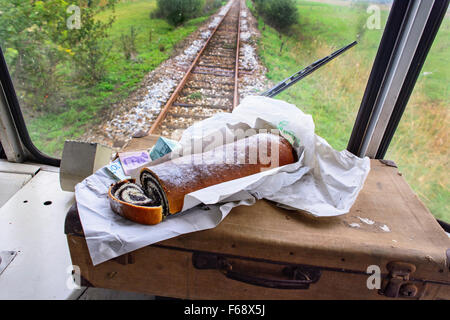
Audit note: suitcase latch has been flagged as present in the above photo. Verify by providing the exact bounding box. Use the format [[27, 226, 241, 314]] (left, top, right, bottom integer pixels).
[[380, 262, 418, 298]]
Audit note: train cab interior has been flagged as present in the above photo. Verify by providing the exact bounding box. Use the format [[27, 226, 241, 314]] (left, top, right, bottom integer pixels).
[[0, 0, 448, 301]]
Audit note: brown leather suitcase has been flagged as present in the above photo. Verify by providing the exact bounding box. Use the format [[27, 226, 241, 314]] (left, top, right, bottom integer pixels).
[[64, 135, 450, 300]]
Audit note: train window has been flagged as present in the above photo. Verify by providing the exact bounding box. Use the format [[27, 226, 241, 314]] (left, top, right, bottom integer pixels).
[[385, 20, 449, 223], [253, 0, 392, 151], [0, 0, 222, 158], [0, 0, 394, 159]]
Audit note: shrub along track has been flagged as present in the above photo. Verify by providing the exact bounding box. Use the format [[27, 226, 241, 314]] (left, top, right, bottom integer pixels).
[[149, 0, 243, 138]]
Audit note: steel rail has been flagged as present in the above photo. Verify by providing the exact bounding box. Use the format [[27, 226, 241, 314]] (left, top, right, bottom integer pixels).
[[148, 1, 238, 134], [233, 0, 242, 109]]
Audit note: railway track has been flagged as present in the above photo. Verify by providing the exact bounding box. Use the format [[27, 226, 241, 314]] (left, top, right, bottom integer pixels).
[[149, 0, 242, 138]]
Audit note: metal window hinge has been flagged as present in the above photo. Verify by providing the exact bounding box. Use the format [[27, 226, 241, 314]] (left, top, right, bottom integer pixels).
[[379, 262, 421, 298]]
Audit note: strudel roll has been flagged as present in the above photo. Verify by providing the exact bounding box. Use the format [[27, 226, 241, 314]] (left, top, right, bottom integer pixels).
[[108, 133, 296, 225]]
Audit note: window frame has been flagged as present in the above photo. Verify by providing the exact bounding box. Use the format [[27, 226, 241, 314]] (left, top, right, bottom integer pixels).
[[347, 0, 449, 159], [375, 0, 449, 159], [0, 47, 60, 167], [0, 142, 6, 159]]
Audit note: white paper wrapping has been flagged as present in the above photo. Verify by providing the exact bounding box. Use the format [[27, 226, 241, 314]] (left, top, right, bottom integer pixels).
[[75, 96, 370, 265]]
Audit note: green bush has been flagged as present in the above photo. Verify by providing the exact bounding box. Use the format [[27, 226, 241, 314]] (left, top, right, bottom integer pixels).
[[202, 0, 224, 14], [253, 0, 298, 34], [266, 0, 298, 33], [155, 0, 205, 26], [252, 0, 298, 54]]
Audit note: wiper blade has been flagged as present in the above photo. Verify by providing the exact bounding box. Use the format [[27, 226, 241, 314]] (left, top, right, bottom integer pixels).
[[261, 41, 357, 98]]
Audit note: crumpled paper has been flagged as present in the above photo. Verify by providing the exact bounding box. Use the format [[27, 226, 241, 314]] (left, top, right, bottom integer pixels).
[[75, 96, 370, 265]]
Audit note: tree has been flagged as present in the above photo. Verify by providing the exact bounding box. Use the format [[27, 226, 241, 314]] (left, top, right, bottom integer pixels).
[[0, 0, 70, 111], [64, 1, 117, 82], [0, 0, 118, 111]]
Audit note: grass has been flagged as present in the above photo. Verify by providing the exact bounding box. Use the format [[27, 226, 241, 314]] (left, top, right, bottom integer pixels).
[[250, 0, 449, 221], [188, 92, 203, 100], [26, 0, 212, 157]]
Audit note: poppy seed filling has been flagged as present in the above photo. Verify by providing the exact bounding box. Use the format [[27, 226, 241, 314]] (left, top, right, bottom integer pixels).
[[114, 182, 156, 207], [140, 171, 169, 217], [111, 173, 169, 218]]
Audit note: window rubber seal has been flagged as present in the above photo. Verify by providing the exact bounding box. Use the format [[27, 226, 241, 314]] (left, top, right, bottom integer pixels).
[[0, 46, 61, 167], [0, 141, 6, 159], [347, 0, 449, 159], [375, 0, 449, 159], [346, 0, 410, 157]]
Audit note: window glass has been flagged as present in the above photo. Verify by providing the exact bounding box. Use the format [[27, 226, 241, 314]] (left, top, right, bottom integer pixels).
[[250, 0, 392, 151], [1, 0, 392, 156], [0, 0, 221, 157], [1, 0, 445, 222], [386, 17, 449, 222]]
